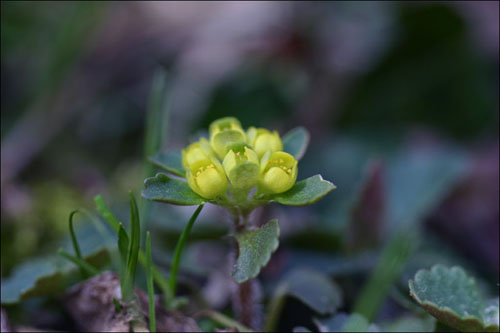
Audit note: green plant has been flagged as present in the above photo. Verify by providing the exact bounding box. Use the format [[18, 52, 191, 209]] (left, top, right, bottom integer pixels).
[[142, 116, 336, 328]]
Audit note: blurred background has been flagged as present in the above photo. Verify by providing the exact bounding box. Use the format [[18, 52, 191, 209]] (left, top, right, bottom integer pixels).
[[1, 1, 498, 331]]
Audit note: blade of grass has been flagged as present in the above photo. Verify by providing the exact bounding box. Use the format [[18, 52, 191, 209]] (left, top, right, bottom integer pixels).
[[67, 208, 111, 278], [195, 310, 253, 332], [264, 284, 288, 332], [167, 203, 204, 305], [68, 210, 83, 259], [94, 194, 121, 233], [353, 229, 419, 321], [146, 231, 156, 333], [121, 191, 141, 302], [118, 222, 129, 278], [58, 248, 100, 277], [93, 194, 172, 303], [143, 69, 170, 176], [142, 70, 171, 243]]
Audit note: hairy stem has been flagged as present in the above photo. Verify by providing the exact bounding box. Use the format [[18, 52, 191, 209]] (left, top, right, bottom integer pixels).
[[231, 213, 261, 330]]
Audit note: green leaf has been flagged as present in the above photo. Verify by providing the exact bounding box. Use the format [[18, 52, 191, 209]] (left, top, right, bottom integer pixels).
[[272, 175, 336, 206], [94, 194, 121, 233], [57, 248, 100, 277], [149, 151, 185, 177], [121, 192, 141, 301], [118, 222, 129, 276], [232, 219, 280, 283], [142, 173, 205, 206], [1, 215, 113, 304], [379, 315, 435, 332], [94, 194, 172, 306], [315, 313, 378, 332], [483, 299, 500, 329], [144, 69, 170, 179], [1, 244, 111, 304], [282, 127, 310, 160], [168, 204, 204, 305], [145, 232, 156, 333], [265, 269, 343, 331], [409, 265, 499, 332], [284, 269, 343, 315], [353, 230, 418, 321], [68, 210, 83, 259]]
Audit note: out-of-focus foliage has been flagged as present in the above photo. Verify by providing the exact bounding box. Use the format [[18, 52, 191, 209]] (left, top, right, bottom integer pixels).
[[1, 1, 498, 331]]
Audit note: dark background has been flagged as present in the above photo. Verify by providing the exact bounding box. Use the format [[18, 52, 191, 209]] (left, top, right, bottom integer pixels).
[[1, 1, 498, 330]]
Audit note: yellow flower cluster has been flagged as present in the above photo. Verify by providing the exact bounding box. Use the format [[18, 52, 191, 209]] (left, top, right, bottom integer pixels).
[[182, 117, 298, 199]]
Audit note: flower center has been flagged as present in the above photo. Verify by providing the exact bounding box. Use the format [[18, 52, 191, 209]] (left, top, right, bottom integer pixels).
[[269, 159, 292, 174]]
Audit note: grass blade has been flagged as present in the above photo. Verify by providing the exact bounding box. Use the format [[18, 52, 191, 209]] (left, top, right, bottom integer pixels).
[[68, 210, 83, 259], [94, 194, 121, 233], [195, 310, 253, 332], [146, 231, 156, 333], [144, 69, 170, 176], [118, 222, 129, 279], [121, 191, 141, 302], [58, 248, 100, 277], [168, 203, 204, 304], [94, 194, 172, 303], [353, 230, 418, 321]]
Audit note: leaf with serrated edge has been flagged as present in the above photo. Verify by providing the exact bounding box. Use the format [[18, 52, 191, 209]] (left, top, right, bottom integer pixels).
[[149, 151, 185, 177], [272, 175, 336, 206], [233, 219, 279, 283], [142, 173, 205, 206], [409, 265, 499, 332], [282, 127, 310, 160]]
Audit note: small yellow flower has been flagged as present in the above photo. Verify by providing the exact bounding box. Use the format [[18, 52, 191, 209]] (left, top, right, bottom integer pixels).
[[223, 143, 260, 190], [247, 127, 283, 158], [259, 151, 298, 194], [209, 117, 247, 159], [186, 156, 228, 199], [181, 138, 214, 170]]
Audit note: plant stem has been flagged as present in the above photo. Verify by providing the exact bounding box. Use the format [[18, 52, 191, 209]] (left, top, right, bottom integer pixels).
[[167, 203, 204, 305], [146, 232, 156, 333], [231, 213, 261, 330]]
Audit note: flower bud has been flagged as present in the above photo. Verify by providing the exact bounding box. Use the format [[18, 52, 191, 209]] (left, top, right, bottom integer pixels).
[[209, 117, 246, 158], [181, 138, 214, 170], [259, 151, 298, 194], [223, 143, 260, 190], [247, 127, 283, 158], [186, 156, 228, 199]]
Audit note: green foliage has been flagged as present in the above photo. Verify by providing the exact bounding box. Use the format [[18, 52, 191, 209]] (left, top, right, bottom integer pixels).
[[145, 232, 156, 333], [233, 219, 280, 283], [168, 204, 204, 304], [150, 151, 185, 177], [121, 192, 141, 302], [282, 127, 310, 161], [142, 173, 205, 205], [354, 230, 419, 321], [271, 175, 336, 206], [57, 248, 100, 277], [1, 244, 110, 304], [315, 313, 378, 332], [266, 269, 343, 331], [285, 269, 343, 315], [409, 265, 499, 332]]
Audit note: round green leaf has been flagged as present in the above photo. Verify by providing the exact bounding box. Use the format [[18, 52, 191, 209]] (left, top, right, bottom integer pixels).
[[142, 173, 205, 206], [232, 219, 280, 283], [409, 265, 499, 332]]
